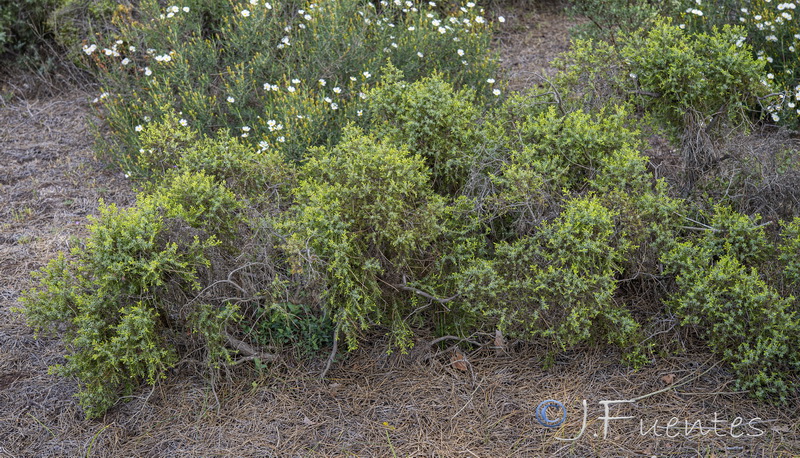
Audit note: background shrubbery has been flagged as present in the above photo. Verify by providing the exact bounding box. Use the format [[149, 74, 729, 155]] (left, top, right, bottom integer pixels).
[[17, 0, 800, 417]]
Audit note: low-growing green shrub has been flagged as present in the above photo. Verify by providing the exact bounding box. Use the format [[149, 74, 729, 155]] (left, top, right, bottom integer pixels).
[[458, 196, 646, 364], [490, 105, 647, 232], [20, 172, 244, 418], [368, 65, 485, 194], [662, 205, 800, 401], [779, 216, 800, 291], [135, 113, 297, 211], [1, 0, 63, 56], [555, 20, 770, 194], [249, 301, 334, 356], [279, 126, 448, 352]]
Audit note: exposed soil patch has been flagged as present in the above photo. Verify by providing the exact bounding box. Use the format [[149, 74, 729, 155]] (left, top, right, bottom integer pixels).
[[494, 0, 579, 91], [1, 2, 799, 456]]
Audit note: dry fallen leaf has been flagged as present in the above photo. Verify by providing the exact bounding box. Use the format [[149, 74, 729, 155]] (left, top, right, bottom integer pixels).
[[661, 373, 675, 385], [451, 350, 468, 372]]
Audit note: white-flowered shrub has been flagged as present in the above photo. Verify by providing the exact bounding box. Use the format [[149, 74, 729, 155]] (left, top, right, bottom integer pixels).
[[675, 0, 800, 127], [81, 0, 500, 172]]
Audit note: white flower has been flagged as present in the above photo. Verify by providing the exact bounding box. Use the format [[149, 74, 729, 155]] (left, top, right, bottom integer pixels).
[[287, 86, 296, 92], [324, 97, 333, 103], [179, 118, 188, 126], [767, 73, 775, 79], [227, 96, 235, 103], [121, 58, 130, 66], [492, 88, 501, 96], [408, 26, 415, 31], [128, 45, 136, 52], [242, 126, 251, 132], [169, 6, 179, 13], [630, 72, 637, 79], [432, 19, 441, 26], [333, 87, 342, 93], [487, 78, 495, 84], [475, 16, 484, 24], [457, 49, 465, 56], [319, 79, 327, 86], [304, 14, 312, 20], [144, 116, 151, 122], [498, 16, 505, 23], [265, 2, 272, 9], [259, 141, 269, 149], [167, 12, 174, 18], [183, 6, 190, 12], [82, 44, 97, 55], [438, 27, 446, 34], [241, 9, 250, 17], [135, 125, 143, 132], [357, 110, 363, 116], [292, 78, 301, 84], [350, 76, 357, 81], [250, 0, 258, 4], [278, 136, 285, 143], [363, 71, 371, 78], [466, 2, 475, 7], [772, 113, 780, 122], [417, 51, 424, 58], [330, 102, 339, 110]]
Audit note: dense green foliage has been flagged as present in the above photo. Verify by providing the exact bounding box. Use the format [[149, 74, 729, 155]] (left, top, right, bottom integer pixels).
[[19, 0, 800, 417], [674, 0, 800, 127], [1, 0, 60, 55], [78, 0, 499, 171], [22, 172, 241, 416], [662, 205, 800, 401], [280, 127, 449, 351]]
